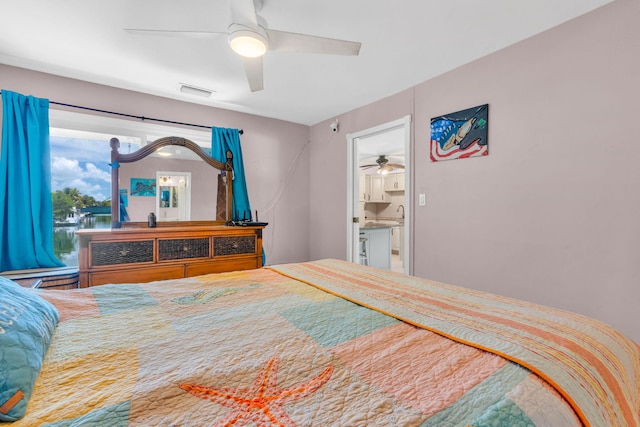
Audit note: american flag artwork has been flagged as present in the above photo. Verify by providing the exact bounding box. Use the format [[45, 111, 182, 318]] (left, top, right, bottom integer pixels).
[[430, 104, 488, 162]]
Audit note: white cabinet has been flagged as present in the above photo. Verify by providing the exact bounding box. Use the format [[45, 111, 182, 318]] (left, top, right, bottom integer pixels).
[[399, 225, 404, 263], [396, 173, 405, 191], [369, 175, 386, 202], [360, 174, 388, 203], [383, 175, 395, 192], [391, 225, 405, 264], [359, 173, 370, 202], [359, 227, 391, 270], [384, 172, 405, 192], [391, 226, 400, 252]]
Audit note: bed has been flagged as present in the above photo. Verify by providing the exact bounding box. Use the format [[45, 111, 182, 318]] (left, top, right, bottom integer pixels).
[[1, 259, 638, 426]]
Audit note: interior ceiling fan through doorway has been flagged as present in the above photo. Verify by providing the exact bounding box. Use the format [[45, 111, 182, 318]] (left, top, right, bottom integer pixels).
[[360, 155, 405, 175], [125, 0, 362, 92]]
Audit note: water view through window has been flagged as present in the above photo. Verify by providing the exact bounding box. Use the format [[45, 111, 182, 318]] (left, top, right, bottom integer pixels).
[[54, 216, 111, 266], [50, 129, 141, 266]]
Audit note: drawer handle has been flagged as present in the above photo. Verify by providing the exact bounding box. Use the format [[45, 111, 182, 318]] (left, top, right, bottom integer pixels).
[[183, 246, 190, 252], [119, 249, 130, 257], [232, 243, 239, 249]]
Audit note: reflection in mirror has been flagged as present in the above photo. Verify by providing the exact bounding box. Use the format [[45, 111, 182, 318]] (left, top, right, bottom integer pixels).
[[159, 185, 177, 208], [119, 156, 206, 221], [157, 172, 190, 221], [110, 136, 233, 228]]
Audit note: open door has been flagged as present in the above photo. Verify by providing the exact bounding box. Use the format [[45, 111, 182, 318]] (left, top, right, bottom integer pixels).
[[156, 171, 191, 221], [346, 116, 412, 274]]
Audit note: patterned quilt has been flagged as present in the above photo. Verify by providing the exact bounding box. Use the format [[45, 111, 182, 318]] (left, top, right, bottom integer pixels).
[[12, 259, 639, 426]]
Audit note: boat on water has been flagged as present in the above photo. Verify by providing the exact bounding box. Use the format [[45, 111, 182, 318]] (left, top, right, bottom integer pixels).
[[54, 211, 88, 227]]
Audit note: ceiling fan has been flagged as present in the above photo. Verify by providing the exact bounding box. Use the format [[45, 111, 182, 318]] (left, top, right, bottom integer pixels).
[[125, 0, 361, 92], [360, 155, 405, 175]]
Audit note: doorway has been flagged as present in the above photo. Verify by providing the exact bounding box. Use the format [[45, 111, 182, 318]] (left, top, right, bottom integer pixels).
[[156, 171, 191, 221], [346, 116, 411, 274]]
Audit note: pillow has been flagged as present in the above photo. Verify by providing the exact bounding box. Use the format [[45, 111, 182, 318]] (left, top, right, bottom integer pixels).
[[0, 276, 59, 421]]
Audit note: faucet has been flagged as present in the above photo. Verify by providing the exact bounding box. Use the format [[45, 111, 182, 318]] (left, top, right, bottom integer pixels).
[[397, 204, 404, 219]]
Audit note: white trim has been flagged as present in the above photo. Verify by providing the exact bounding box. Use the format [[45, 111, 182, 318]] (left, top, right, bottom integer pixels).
[[401, 116, 412, 275], [156, 171, 192, 221], [346, 115, 412, 274], [346, 131, 357, 263]]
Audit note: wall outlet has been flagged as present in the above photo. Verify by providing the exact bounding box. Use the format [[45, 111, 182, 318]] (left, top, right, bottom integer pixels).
[[419, 194, 426, 206]]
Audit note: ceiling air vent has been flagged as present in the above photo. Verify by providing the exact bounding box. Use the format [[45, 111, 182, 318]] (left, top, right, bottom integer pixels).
[[179, 83, 214, 98]]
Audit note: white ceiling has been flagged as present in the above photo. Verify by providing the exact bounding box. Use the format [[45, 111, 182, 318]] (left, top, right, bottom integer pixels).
[[357, 126, 405, 166], [1, 0, 612, 126]]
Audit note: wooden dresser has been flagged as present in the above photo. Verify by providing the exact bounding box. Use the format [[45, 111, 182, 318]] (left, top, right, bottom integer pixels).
[[77, 225, 264, 287]]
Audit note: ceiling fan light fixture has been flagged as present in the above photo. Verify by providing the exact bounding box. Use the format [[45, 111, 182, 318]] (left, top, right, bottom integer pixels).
[[377, 164, 393, 175], [228, 25, 268, 58]]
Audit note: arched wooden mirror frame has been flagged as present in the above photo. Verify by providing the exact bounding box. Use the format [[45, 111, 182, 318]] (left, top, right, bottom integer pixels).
[[110, 136, 233, 228]]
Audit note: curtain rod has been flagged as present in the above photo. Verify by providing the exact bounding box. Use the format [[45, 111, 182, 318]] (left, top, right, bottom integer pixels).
[[0, 93, 244, 134]]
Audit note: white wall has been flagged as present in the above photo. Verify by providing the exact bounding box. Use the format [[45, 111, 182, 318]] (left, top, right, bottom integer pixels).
[[309, 0, 640, 343], [0, 64, 311, 265]]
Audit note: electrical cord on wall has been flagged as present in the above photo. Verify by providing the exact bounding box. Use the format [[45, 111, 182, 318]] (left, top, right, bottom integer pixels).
[[254, 138, 312, 263]]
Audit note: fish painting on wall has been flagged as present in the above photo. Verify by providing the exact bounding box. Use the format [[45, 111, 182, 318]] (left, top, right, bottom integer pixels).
[[430, 104, 488, 162], [130, 178, 157, 196]]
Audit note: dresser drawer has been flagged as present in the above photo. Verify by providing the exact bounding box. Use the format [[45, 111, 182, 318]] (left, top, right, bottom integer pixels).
[[159, 238, 210, 261], [186, 257, 259, 277], [90, 240, 154, 266], [213, 235, 256, 256], [88, 265, 185, 286]]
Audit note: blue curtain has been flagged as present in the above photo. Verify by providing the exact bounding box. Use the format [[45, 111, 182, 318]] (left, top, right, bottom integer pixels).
[[0, 90, 63, 271], [119, 192, 130, 222], [211, 127, 265, 265], [211, 127, 252, 221]]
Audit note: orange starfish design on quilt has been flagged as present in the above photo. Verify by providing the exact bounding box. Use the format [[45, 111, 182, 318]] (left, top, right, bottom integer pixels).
[[179, 356, 334, 427]]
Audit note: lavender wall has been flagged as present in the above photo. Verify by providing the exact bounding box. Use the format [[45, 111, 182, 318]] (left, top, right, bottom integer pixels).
[[0, 65, 311, 265], [1, 0, 637, 341], [310, 0, 640, 342], [308, 89, 414, 260]]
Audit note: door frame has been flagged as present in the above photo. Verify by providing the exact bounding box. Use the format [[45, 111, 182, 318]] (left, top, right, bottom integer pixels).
[[346, 115, 412, 274], [156, 171, 191, 221]]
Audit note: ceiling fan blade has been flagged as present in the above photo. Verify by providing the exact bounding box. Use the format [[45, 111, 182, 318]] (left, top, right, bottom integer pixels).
[[124, 29, 225, 39], [266, 29, 361, 56], [242, 56, 264, 92], [231, 0, 259, 26], [388, 164, 405, 169], [359, 164, 377, 169]]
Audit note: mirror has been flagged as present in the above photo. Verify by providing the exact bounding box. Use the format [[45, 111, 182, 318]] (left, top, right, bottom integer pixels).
[[110, 136, 233, 228]]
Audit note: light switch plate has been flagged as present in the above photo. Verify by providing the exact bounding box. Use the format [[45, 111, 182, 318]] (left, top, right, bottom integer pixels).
[[419, 194, 426, 206]]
